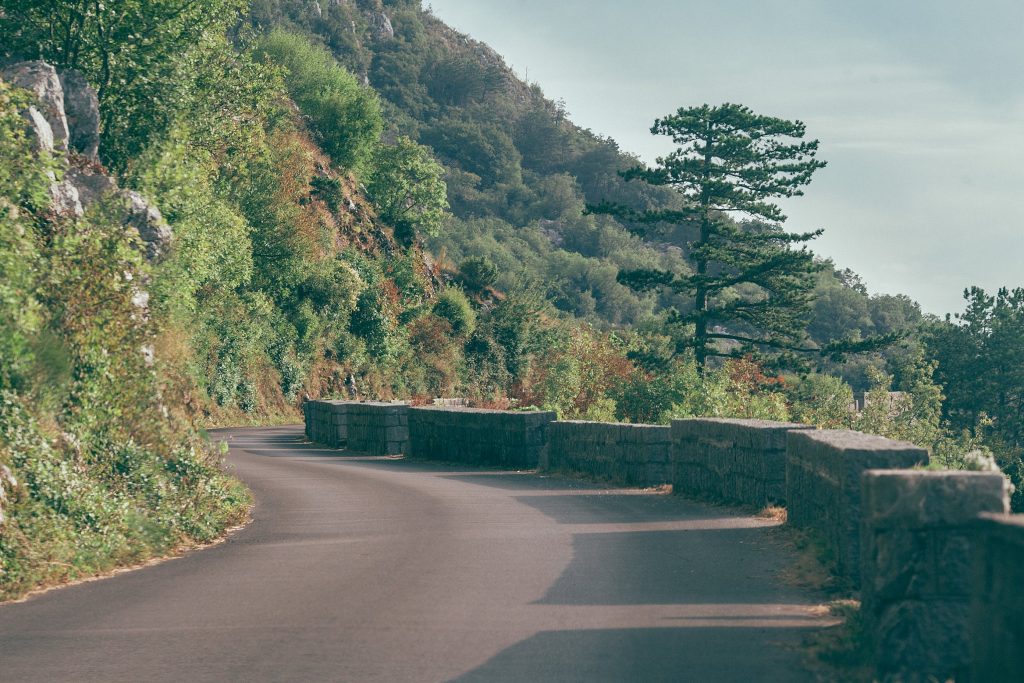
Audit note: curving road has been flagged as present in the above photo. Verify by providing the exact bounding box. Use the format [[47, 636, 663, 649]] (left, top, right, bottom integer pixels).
[[0, 425, 834, 682]]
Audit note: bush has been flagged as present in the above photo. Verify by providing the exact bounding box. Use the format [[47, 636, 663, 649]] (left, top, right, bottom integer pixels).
[[254, 29, 383, 172], [787, 373, 854, 429], [459, 255, 499, 292], [432, 287, 476, 338], [0, 81, 53, 395]]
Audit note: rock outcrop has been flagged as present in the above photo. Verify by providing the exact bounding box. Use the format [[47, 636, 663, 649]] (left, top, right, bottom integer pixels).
[[121, 190, 172, 260], [1, 60, 171, 260], [370, 12, 394, 39], [58, 69, 100, 162], [2, 61, 69, 152]]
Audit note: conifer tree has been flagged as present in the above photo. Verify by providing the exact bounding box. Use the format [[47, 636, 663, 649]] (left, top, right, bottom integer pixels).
[[592, 103, 876, 369]]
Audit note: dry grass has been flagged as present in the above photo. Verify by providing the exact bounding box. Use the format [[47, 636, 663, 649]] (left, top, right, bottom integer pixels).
[[766, 524, 870, 681], [803, 599, 873, 682], [757, 504, 788, 523]]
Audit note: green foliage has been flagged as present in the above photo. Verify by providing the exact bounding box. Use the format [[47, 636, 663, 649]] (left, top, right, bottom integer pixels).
[[0, 0, 253, 169], [480, 287, 551, 383], [366, 136, 449, 243], [854, 363, 942, 450], [0, 81, 52, 395], [0, 392, 250, 600], [524, 326, 633, 420], [248, 1, 693, 332], [254, 29, 383, 172], [926, 287, 1024, 508], [667, 358, 791, 422], [129, 126, 254, 318], [432, 286, 476, 338], [425, 53, 505, 106], [787, 374, 854, 429], [459, 255, 499, 292], [611, 356, 790, 424], [592, 103, 829, 368], [0, 98, 249, 598], [421, 114, 522, 188]]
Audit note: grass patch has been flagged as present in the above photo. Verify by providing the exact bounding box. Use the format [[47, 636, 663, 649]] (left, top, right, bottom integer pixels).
[[803, 600, 873, 682], [768, 522, 871, 681], [757, 504, 787, 523], [771, 524, 852, 596], [1, 396, 252, 603]]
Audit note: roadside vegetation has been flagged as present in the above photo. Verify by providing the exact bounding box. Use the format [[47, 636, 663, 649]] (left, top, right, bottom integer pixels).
[[1, 0, 1021, 599]]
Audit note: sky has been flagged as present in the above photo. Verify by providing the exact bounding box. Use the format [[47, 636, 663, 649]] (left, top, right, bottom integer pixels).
[[426, 0, 1024, 316]]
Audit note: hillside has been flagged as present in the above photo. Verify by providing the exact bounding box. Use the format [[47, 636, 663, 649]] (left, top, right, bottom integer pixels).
[[249, 0, 700, 327], [247, 1, 931, 384], [1, 0, 1019, 602]]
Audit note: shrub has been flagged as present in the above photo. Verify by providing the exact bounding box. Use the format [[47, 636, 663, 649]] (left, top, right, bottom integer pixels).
[[254, 29, 383, 172], [787, 373, 854, 429], [459, 255, 499, 292], [432, 287, 476, 338]]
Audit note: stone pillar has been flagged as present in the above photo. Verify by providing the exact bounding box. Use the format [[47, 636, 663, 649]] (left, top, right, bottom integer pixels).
[[971, 513, 1024, 682], [861, 470, 1009, 682], [786, 430, 928, 586]]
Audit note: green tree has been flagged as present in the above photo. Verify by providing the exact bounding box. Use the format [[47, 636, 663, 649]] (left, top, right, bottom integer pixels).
[[254, 29, 382, 172], [366, 136, 449, 243], [927, 287, 1024, 496], [458, 255, 498, 292], [432, 286, 476, 339], [0, 0, 249, 168], [591, 104, 882, 369]]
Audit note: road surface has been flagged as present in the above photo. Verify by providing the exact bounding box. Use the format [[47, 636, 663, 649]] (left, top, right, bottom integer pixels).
[[0, 425, 834, 681]]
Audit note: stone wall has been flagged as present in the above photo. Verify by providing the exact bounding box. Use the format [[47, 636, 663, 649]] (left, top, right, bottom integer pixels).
[[303, 400, 348, 447], [860, 470, 1009, 681], [546, 421, 671, 487], [346, 402, 410, 455], [786, 430, 928, 586], [671, 418, 812, 506], [407, 407, 555, 468], [303, 400, 408, 455], [971, 513, 1024, 682]]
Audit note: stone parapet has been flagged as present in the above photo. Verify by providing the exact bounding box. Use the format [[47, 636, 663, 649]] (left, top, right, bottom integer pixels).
[[303, 400, 408, 454], [408, 407, 555, 468], [671, 418, 812, 506], [971, 513, 1024, 682], [861, 470, 1009, 682], [786, 430, 928, 586], [547, 421, 671, 487]]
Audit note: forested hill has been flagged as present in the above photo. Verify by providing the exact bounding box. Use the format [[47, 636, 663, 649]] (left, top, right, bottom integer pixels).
[[248, 0, 925, 381], [249, 0, 697, 326]]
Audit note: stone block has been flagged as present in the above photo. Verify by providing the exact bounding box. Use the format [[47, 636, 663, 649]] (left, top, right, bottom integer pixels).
[[970, 514, 1024, 683], [874, 600, 971, 682], [861, 471, 1009, 682], [862, 470, 1009, 529]]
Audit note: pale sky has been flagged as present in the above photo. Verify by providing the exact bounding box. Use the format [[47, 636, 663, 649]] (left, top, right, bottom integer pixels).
[[426, 0, 1024, 316]]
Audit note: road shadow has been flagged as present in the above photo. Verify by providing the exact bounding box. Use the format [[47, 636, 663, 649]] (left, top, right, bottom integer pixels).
[[450, 626, 814, 682], [536, 529, 797, 606], [440, 472, 610, 492], [514, 492, 746, 525]]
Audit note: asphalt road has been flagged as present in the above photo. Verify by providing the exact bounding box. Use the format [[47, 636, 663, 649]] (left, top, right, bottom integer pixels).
[[0, 425, 834, 682]]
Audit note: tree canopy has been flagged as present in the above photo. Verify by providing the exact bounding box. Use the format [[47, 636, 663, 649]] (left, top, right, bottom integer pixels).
[[366, 136, 450, 243], [591, 103, 832, 368]]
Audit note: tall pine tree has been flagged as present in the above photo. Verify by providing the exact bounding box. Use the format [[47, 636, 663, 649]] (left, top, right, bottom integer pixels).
[[593, 103, 853, 369]]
